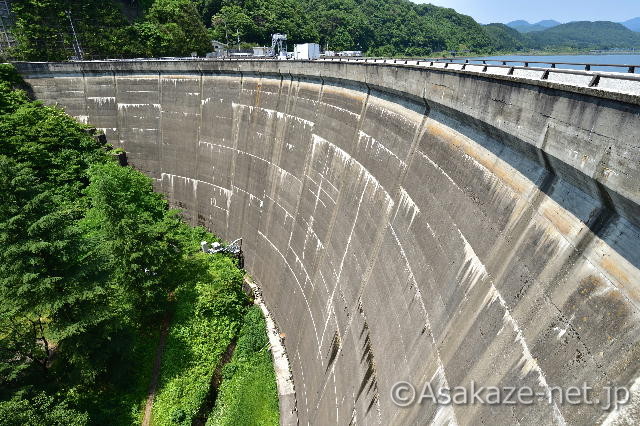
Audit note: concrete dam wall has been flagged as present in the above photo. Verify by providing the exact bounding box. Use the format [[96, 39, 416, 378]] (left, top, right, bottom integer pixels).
[[15, 60, 640, 425]]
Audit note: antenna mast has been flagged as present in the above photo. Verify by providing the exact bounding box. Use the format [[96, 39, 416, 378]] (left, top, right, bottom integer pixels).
[[0, 0, 16, 56], [66, 9, 83, 60]]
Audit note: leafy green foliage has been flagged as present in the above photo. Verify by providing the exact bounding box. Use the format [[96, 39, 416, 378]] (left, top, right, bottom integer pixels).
[[0, 66, 277, 425], [132, 0, 212, 57], [151, 253, 249, 426], [8, 0, 497, 59], [81, 163, 183, 320], [212, 0, 319, 47], [0, 79, 113, 395], [10, 0, 135, 61], [208, 306, 279, 426], [0, 392, 89, 426], [10, 0, 210, 60], [212, 0, 494, 55]]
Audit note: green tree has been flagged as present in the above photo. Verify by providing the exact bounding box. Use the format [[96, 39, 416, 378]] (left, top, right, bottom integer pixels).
[[0, 393, 88, 426], [0, 83, 112, 391], [136, 0, 212, 56], [81, 163, 183, 320], [11, 0, 133, 61], [211, 5, 256, 46]]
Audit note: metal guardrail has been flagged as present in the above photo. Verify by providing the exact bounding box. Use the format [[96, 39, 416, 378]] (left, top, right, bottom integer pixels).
[[315, 57, 640, 88], [373, 57, 638, 74], [323, 57, 639, 74]]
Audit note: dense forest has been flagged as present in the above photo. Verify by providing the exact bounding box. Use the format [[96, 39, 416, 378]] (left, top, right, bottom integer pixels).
[[4, 0, 640, 60], [0, 64, 279, 425], [483, 23, 528, 52], [4, 0, 493, 59]]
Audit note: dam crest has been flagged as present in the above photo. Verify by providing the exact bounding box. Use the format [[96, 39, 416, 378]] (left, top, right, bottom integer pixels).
[[15, 60, 640, 425]]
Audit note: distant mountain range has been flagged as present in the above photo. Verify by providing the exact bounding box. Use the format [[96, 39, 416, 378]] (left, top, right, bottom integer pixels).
[[621, 17, 640, 32], [507, 18, 640, 33], [506, 20, 561, 33], [486, 20, 640, 52]]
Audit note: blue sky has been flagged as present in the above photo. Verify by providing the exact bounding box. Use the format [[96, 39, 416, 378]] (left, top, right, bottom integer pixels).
[[413, 0, 640, 24]]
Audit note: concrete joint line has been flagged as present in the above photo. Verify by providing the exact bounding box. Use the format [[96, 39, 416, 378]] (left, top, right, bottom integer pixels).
[[157, 72, 164, 173], [279, 75, 325, 353], [300, 82, 370, 359], [81, 71, 88, 119], [195, 72, 204, 190], [287, 75, 324, 244], [112, 71, 123, 153], [311, 87, 430, 414]]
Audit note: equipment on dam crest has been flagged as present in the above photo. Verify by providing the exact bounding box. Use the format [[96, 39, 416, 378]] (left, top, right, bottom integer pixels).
[[271, 33, 287, 59], [294, 43, 320, 60], [201, 238, 244, 268]]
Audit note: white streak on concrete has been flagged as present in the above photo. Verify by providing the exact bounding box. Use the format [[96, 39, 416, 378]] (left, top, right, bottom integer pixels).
[[336, 179, 368, 283], [397, 187, 420, 226], [159, 173, 231, 211], [87, 96, 115, 106], [418, 150, 459, 189], [324, 103, 359, 119], [357, 130, 405, 165], [232, 102, 315, 127], [258, 231, 320, 347], [389, 225, 459, 426], [117, 103, 161, 110], [460, 229, 566, 425]]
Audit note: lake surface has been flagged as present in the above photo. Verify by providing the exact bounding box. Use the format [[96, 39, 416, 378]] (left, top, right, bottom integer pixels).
[[456, 54, 640, 73]]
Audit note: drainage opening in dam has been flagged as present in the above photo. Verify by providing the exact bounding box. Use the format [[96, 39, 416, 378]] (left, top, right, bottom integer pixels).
[[11, 60, 640, 424]]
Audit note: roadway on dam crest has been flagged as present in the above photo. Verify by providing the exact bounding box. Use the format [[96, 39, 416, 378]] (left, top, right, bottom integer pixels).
[[14, 60, 640, 425]]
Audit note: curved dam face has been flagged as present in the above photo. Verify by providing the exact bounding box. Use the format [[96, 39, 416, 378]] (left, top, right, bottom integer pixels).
[[16, 61, 640, 424]]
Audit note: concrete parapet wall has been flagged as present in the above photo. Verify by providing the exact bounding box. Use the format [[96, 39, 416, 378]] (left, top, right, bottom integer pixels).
[[15, 60, 640, 424]]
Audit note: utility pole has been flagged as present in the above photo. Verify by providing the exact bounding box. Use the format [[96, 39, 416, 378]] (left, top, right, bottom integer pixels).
[[66, 9, 83, 60], [0, 0, 15, 55]]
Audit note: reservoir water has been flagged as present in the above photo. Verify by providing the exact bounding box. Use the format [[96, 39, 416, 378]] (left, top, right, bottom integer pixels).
[[459, 54, 640, 73]]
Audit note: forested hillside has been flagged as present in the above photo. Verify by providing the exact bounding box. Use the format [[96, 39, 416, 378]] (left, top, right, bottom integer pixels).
[[527, 21, 640, 50], [9, 0, 211, 61], [5, 0, 640, 60], [5, 0, 494, 59], [485, 20, 640, 53], [483, 23, 528, 52]]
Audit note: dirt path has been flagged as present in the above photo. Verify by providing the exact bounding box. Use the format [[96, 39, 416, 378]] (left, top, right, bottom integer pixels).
[[141, 312, 172, 426]]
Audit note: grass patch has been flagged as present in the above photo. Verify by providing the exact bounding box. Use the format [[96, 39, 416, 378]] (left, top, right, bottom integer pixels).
[[207, 306, 279, 426], [151, 252, 248, 426]]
